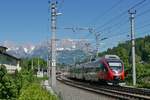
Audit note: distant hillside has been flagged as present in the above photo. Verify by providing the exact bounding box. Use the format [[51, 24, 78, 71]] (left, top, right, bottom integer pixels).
[[57, 49, 87, 64], [99, 35, 150, 88]]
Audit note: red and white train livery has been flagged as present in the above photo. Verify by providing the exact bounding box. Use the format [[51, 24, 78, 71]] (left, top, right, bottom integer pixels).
[[68, 55, 125, 85]]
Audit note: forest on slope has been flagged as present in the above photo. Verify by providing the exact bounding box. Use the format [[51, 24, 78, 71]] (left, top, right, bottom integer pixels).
[[99, 35, 150, 88]]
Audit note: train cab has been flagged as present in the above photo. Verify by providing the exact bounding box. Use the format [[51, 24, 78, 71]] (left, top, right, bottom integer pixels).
[[98, 55, 125, 85]]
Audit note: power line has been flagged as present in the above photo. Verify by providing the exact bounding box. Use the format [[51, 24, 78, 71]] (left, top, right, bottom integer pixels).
[[89, 0, 123, 26], [92, 0, 148, 43], [110, 0, 148, 28], [129, 0, 146, 10], [95, 11, 127, 31], [104, 22, 150, 44], [81, 1, 132, 40], [95, 0, 146, 31], [100, 12, 150, 39], [97, 18, 129, 34], [104, 19, 150, 42], [95, 4, 150, 40]]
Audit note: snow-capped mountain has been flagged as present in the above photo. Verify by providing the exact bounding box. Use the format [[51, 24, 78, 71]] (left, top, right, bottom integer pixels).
[[0, 39, 94, 64], [0, 41, 36, 58]]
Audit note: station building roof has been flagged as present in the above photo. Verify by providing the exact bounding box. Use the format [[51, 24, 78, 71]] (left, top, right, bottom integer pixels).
[[0, 46, 8, 52], [0, 46, 20, 61]]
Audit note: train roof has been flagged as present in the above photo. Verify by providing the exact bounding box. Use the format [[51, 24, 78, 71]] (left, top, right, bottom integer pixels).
[[79, 55, 120, 64], [104, 55, 120, 60], [91, 55, 120, 62], [71, 55, 122, 69], [104, 55, 122, 62]]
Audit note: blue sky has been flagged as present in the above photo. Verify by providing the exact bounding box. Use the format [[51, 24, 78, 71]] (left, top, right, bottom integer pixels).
[[0, 0, 48, 44], [0, 0, 150, 51]]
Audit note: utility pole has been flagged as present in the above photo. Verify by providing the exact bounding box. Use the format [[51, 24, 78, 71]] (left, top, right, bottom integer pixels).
[[31, 59, 33, 70], [47, 39, 51, 84], [85, 43, 90, 54], [95, 34, 100, 56], [50, 0, 57, 88], [74, 56, 76, 66], [38, 57, 40, 72], [85, 43, 92, 61], [128, 10, 136, 86]]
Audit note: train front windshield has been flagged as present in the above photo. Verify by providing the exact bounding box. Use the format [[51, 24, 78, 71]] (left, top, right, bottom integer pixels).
[[108, 61, 123, 73]]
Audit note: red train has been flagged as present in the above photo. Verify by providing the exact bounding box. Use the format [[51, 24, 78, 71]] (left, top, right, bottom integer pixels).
[[68, 55, 125, 85]]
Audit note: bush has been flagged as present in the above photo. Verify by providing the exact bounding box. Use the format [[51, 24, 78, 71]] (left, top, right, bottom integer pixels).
[[18, 83, 58, 100], [0, 65, 17, 99]]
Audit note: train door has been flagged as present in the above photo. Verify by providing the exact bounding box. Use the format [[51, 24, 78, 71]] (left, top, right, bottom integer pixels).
[[98, 62, 108, 80], [103, 63, 108, 80], [82, 66, 85, 80], [98, 63, 104, 79]]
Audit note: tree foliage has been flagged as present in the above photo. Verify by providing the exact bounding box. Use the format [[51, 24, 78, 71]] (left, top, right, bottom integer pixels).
[[20, 57, 47, 71], [0, 57, 56, 99], [0, 65, 17, 99]]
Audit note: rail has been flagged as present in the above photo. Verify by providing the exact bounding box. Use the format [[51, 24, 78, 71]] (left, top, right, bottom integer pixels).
[[57, 77, 150, 100]]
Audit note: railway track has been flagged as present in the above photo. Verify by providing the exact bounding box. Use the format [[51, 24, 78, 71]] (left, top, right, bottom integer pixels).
[[57, 77, 150, 100]]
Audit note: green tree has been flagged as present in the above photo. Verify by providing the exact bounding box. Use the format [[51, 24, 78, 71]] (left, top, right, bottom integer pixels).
[[0, 65, 17, 99], [20, 58, 47, 71]]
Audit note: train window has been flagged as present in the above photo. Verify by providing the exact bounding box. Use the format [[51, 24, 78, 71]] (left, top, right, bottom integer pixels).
[[99, 63, 108, 72], [95, 67, 100, 72], [85, 67, 95, 72], [99, 63, 103, 69], [99, 63, 103, 71], [108, 61, 122, 72]]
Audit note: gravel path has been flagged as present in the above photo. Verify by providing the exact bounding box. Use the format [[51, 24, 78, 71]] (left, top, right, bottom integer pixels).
[[55, 81, 116, 100]]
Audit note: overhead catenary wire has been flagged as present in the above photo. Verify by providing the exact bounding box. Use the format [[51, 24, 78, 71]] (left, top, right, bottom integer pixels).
[[129, 0, 146, 10], [58, 0, 150, 53], [109, 4, 150, 40], [79, 0, 127, 41], [93, 0, 149, 43], [72, 0, 146, 45], [101, 0, 150, 34], [95, 0, 146, 31], [63, 0, 149, 37], [92, 3, 148, 42], [93, 0, 149, 53], [107, 21, 150, 40], [80, 1, 131, 42], [88, 0, 123, 27], [104, 18, 150, 43]]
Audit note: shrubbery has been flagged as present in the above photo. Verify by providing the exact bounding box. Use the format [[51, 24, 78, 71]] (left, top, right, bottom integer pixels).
[[15, 68, 58, 100], [19, 83, 57, 100], [0, 64, 58, 100], [0, 65, 17, 99]]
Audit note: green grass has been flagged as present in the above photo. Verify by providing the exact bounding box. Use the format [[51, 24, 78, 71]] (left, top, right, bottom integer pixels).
[[18, 83, 58, 100]]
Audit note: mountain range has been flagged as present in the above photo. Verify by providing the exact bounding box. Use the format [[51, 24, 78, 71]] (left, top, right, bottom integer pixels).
[[0, 40, 91, 64]]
